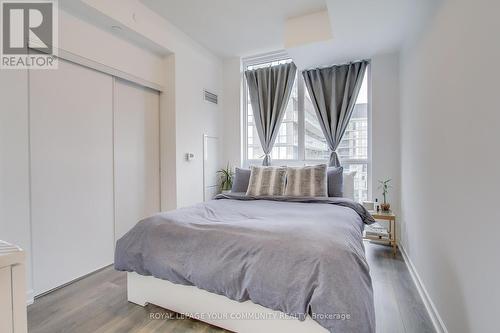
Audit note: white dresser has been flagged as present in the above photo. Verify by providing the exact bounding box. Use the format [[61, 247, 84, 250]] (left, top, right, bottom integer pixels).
[[0, 241, 28, 333]]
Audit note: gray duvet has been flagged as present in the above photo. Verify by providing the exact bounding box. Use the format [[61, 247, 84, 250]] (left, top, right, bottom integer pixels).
[[115, 193, 376, 333]]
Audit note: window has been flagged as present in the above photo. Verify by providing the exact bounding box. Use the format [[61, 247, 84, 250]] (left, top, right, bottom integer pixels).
[[246, 59, 298, 160], [243, 55, 370, 202]]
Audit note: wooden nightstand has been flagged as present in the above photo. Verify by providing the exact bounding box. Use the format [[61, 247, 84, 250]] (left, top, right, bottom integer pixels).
[[364, 211, 397, 256]]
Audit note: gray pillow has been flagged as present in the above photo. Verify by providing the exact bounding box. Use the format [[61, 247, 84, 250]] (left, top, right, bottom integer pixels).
[[327, 166, 344, 197], [246, 166, 287, 196], [231, 168, 251, 193], [284, 164, 328, 197]]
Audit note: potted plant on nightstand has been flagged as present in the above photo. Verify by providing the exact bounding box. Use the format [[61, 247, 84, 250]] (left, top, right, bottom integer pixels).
[[217, 164, 233, 194], [378, 179, 392, 212]]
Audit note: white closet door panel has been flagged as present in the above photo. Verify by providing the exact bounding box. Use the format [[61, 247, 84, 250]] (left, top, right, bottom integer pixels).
[[114, 79, 160, 240], [30, 60, 114, 295], [0, 70, 32, 293]]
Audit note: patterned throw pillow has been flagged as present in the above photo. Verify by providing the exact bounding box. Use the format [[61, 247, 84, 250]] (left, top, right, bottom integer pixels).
[[246, 166, 287, 196], [284, 164, 328, 197]]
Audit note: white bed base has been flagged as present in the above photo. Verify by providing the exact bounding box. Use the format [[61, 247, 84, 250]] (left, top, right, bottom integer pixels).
[[128, 272, 328, 333]]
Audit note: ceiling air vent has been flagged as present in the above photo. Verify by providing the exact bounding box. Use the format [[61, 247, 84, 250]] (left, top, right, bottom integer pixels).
[[204, 90, 218, 105]]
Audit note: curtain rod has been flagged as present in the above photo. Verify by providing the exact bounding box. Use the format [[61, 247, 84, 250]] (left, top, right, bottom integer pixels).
[[303, 59, 370, 72]]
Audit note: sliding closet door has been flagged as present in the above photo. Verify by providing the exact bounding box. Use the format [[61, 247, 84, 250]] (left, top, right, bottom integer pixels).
[[30, 60, 114, 295], [113, 79, 160, 240]]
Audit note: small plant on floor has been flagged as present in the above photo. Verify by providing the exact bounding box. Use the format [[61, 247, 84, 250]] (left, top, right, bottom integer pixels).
[[217, 164, 233, 192], [378, 179, 392, 212]]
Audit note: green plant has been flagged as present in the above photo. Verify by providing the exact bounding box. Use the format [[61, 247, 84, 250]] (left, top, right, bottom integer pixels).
[[378, 179, 392, 204], [217, 164, 233, 191]]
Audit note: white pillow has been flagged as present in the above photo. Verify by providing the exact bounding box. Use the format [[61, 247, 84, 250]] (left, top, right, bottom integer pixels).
[[342, 171, 357, 201]]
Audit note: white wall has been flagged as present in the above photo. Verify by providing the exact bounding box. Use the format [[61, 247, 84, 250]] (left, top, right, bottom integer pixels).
[[58, 8, 165, 87], [371, 52, 401, 214], [160, 55, 177, 210], [173, 50, 223, 207], [222, 58, 243, 168], [399, 1, 500, 332]]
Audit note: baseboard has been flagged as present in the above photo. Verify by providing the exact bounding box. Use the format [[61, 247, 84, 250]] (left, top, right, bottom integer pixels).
[[27, 289, 34, 305], [29, 264, 113, 304], [399, 244, 448, 333]]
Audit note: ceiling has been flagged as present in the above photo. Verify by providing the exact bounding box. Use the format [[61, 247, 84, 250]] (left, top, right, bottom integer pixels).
[[289, 0, 426, 69], [141, 0, 433, 67], [140, 0, 326, 58]]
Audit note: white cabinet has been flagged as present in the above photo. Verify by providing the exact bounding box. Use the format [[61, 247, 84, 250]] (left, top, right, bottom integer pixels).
[[0, 241, 27, 333]]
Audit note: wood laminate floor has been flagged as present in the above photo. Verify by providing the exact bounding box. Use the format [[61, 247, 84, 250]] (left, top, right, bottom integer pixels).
[[28, 243, 435, 333]]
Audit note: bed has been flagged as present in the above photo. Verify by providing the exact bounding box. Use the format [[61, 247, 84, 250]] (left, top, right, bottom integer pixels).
[[115, 193, 375, 333]]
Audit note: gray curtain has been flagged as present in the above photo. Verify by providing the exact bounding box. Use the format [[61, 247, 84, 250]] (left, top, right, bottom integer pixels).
[[245, 62, 297, 166], [302, 61, 368, 167]]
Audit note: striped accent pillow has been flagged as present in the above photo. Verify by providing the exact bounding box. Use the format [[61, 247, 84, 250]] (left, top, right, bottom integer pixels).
[[246, 166, 287, 196], [284, 164, 328, 197]]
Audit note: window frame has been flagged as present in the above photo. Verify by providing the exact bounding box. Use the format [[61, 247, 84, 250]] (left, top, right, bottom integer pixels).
[[241, 52, 372, 200]]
